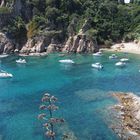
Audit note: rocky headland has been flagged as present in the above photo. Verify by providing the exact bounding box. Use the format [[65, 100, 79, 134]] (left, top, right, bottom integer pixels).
[[0, 20, 98, 56], [0, 0, 139, 56]]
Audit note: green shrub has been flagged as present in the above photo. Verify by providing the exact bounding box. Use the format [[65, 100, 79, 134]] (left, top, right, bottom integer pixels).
[[0, 7, 11, 14]]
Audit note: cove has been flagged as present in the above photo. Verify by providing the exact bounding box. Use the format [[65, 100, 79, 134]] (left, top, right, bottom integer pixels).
[[0, 52, 140, 140]]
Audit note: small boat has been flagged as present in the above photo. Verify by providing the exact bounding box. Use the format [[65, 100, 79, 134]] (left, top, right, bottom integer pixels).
[[93, 52, 102, 57], [120, 58, 129, 62], [115, 62, 126, 67], [0, 70, 13, 78], [0, 54, 8, 58], [109, 54, 118, 59], [59, 59, 74, 64], [16, 59, 26, 64], [91, 63, 103, 69]]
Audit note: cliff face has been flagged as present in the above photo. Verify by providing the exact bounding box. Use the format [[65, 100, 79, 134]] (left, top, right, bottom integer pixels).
[[0, 0, 32, 28], [62, 34, 97, 53], [0, 1, 99, 55], [20, 36, 46, 54], [0, 21, 98, 55], [62, 20, 98, 53], [0, 33, 14, 54]]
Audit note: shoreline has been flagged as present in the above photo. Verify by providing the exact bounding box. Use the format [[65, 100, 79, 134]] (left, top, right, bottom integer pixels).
[[111, 92, 140, 140], [18, 52, 48, 57], [0, 42, 140, 57], [102, 42, 140, 55]]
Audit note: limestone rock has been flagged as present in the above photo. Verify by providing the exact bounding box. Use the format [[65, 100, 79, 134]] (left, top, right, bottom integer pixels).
[[62, 36, 73, 53], [62, 34, 97, 53], [62, 19, 98, 53], [47, 43, 61, 53], [77, 35, 86, 53], [20, 36, 46, 54], [0, 33, 14, 54]]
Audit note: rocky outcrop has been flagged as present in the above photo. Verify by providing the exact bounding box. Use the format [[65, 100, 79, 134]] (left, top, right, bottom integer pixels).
[[62, 20, 98, 53], [62, 34, 97, 53], [47, 44, 61, 53], [19, 28, 64, 54], [0, 0, 5, 7], [111, 93, 140, 140], [0, 33, 14, 54], [20, 36, 46, 54]]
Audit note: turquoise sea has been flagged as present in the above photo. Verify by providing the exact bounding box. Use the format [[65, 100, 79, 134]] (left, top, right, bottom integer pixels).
[[0, 52, 140, 140]]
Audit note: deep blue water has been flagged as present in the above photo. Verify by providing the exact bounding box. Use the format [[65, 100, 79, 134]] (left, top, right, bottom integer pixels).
[[0, 52, 140, 140]]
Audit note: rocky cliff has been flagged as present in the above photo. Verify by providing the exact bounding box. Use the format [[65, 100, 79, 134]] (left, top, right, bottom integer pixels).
[[20, 20, 99, 55], [20, 36, 46, 54], [62, 20, 98, 53], [62, 34, 98, 53], [0, 1, 99, 55], [0, 33, 14, 54], [0, 20, 98, 55]]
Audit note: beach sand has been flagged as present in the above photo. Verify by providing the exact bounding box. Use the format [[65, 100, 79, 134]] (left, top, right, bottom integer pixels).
[[103, 42, 140, 54]]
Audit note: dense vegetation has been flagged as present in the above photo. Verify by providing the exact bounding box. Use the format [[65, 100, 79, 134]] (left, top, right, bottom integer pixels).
[[0, 0, 140, 45]]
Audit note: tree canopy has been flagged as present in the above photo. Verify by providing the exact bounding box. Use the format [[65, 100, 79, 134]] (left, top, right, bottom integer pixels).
[[0, 0, 140, 44]]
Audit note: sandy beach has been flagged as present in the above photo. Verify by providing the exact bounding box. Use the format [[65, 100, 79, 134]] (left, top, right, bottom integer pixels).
[[103, 42, 140, 54]]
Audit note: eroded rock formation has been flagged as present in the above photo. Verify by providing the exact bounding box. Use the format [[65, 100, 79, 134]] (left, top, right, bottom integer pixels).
[[0, 33, 14, 54], [20, 36, 46, 54], [62, 20, 98, 53]]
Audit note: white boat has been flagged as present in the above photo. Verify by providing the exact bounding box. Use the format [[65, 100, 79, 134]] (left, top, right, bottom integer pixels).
[[91, 63, 103, 69], [109, 54, 118, 59], [0, 70, 13, 78], [120, 58, 129, 62], [0, 54, 8, 58], [16, 59, 26, 64], [93, 52, 102, 56], [115, 62, 126, 67], [59, 59, 74, 64]]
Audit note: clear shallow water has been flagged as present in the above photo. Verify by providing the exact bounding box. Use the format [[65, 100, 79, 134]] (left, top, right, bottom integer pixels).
[[0, 52, 140, 140]]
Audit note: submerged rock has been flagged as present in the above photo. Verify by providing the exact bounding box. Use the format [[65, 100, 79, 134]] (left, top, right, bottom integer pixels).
[[0, 33, 14, 54], [110, 92, 140, 140]]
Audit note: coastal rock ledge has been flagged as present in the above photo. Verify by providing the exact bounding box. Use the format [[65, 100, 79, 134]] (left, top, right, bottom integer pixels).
[[111, 93, 140, 140]]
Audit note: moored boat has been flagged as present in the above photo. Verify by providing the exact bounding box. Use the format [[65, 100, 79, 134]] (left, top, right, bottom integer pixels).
[[115, 62, 126, 67], [120, 58, 129, 62], [0, 54, 8, 58], [59, 59, 74, 64], [0, 70, 13, 78], [109, 54, 118, 59], [91, 63, 103, 69], [16, 59, 27, 64], [93, 52, 102, 57]]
